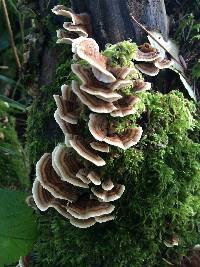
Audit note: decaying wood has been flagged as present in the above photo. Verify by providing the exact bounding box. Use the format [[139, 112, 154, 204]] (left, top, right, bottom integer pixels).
[[71, 0, 169, 48]]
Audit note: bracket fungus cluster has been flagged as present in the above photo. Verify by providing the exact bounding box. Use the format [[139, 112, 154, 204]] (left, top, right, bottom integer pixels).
[[135, 43, 172, 76], [32, 5, 166, 228]]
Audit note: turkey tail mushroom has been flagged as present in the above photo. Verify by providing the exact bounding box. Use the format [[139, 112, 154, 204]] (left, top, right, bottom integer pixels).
[[52, 5, 91, 39], [32, 7, 162, 228]]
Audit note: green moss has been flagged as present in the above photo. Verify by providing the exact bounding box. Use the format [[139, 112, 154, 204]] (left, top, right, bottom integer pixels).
[[30, 91, 200, 267], [0, 101, 29, 189], [103, 40, 138, 67], [26, 60, 72, 164]]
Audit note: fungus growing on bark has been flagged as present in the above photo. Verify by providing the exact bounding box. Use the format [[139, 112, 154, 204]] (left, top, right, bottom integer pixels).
[[36, 153, 79, 202], [72, 37, 116, 83], [135, 63, 160, 76], [111, 95, 140, 117], [102, 178, 114, 191], [53, 144, 89, 188], [70, 217, 96, 228], [91, 184, 125, 202], [69, 135, 106, 166], [67, 195, 115, 219], [87, 170, 102, 185], [134, 42, 172, 75], [52, 5, 91, 38], [56, 29, 79, 44], [90, 141, 110, 153], [109, 66, 137, 79], [32, 179, 55, 211], [32, 7, 163, 228], [71, 64, 127, 102], [53, 84, 80, 124], [133, 80, 152, 92], [71, 80, 117, 113], [76, 168, 91, 184], [134, 43, 160, 62], [154, 58, 172, 69], [32, 179, 73, 219], [54, 109, 78, 138], [95, 214, 115, 223], [88, 113, 143, 149]]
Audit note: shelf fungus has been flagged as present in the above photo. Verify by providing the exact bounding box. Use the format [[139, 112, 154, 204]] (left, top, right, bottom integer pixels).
[[135, 42, 172, 76], [67, 195, 115, 220], [88, 113, 143, 149], [52, 5, 91, 42], [91, 184, 125, 202], [32, 6, 164, 228], [53, 84, 81, 124], [69, 135, 106, 166], [72, 37, 116, 83]]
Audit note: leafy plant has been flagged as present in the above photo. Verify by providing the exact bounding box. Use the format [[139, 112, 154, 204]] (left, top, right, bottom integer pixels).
[[192, 60, 200, 79], [0, 100, 29, 188], [0, 188, 37, 266]]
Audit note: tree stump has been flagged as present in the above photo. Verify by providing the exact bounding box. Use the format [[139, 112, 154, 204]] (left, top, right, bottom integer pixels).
[[71, 0, 169, 48]]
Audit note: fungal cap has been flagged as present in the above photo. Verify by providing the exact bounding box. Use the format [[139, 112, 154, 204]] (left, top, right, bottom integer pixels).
[[36, 153, 79, 202], [90, 141, 110, 153], [52, 6, 90, 26], [32, 179, 53, 211], [67, 196, 115, 219], [102, 178, 114, 191], [135, 49, 160, 62], [70, 217, 96, 228], [72, 37, 116, 83], [154, 58, 172, 69], [63, 22, 89, 37], [91, 184, 125, 202], [71, 64, 122, 102], [133, 80, 151, 92], [88, 113, 108, 142], [87, 170, 102, 185], [76, 168, 91, 184], [71, 80, 117, 113], [69, 135, 106, 166], [53, 84, 79, 124], [54, 109, 77, 137], [95, 214, 115, 223], [135, 63, 159, 76], [53, 144, 89, 188]]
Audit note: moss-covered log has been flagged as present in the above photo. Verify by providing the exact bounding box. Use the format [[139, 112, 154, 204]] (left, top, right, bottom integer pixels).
[[71, 0, 169, 47]]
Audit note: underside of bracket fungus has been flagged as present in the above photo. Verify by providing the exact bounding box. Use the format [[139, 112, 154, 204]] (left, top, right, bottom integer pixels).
[[135, 43, 172, 76], [52, 5, 91, 43], [31, 5, 164, 228]]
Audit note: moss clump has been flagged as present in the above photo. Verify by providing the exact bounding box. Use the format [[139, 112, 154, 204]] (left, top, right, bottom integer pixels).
[[103, 40, 138, 67], [26, 60, 72, 165], [0, 101, 29, 189], [30, 90, 200, 267]]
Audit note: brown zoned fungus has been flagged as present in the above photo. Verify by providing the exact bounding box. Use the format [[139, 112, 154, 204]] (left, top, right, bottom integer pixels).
[[32, 5, 163, 228], [52, 5, 91, 43], [135, 42, 172, 76]]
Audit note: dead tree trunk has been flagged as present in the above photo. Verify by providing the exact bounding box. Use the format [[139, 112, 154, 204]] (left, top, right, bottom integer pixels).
[[71, 0, 169, 48]]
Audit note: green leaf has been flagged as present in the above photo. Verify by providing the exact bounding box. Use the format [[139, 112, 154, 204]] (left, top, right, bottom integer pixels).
[[0, 189, 37, 266], [0, 74, 17, 85], [0, 95, 26, 112]]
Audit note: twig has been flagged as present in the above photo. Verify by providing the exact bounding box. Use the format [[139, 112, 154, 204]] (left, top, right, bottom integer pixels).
[[1, 0, 22, 72], [131, 15, 182, 67], [0, 66, 9, 69]]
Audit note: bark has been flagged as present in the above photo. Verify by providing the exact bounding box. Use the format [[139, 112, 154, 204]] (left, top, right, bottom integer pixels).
[[71, 0, 169, 48]]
